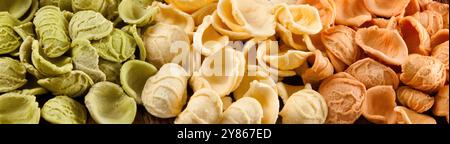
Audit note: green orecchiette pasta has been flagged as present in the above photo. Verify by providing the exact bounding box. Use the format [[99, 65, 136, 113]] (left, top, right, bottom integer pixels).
[[118, 0, 159, 27], [92, 28, 136, 63], [39, 0, 73, 11], [37, 70, 94, 98], [0, 0, 33, 19], [20, 0, 39, 23], [31, 39, 73, 77], [33, 6, 71, 58], [19, 37, 45, 79], [0, 93, 40, 124], [85, 81, 137, 124], [0, 57, 27, 93], [0, 12, 22, 55], [13, 22, 35, 40], [41, 96, 87, 124], [120, 60, 157, 104], [122, 24, 146, 61], [68, 10, 114, 41], [98, 58, 122, 84], [72, 0, 118, 20], [71, 39, 106, 83]]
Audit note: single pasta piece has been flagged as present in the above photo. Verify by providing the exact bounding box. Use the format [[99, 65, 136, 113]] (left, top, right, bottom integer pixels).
[[319, 72, 366, 124], [243, 81, 279, 124], [346, 58, 399, 89], [280, 84, 328, 124], [142, 63, 188, 118], [193, 15, 229, 56], [400, 54, 446, 94], [221, 97, 263, 124], [432, 85, 449, 118], [321, 25, 361, 72], [398, 16, 431, 55], [397, 86, 435, 113], [362, 85, 397, 124], [190, 48, 245, 97], [298, 50, 334, 86], [394, 106, 436, 124], [355, 26, 408, 66], [175, 88, 223, 124]]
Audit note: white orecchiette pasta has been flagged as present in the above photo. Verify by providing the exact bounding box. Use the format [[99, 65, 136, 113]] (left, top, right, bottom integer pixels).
[[175, 88, 223, 124], [142, 63, 189, 118], [280, 84, 328, 124], [221, 97, 263, 124]]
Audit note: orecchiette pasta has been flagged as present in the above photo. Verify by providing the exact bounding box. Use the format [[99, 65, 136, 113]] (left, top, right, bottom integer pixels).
[[118, 0, 159, 26], [362, 85, 397, 124], [193, 15, 229, 56], [321, 25, 361, 72], [31, 39, 73, 77], [0, 93, 40, 124], [91, 28, 136, 63], [154, 2, 195, 34], [38, 70, 94, 98], [397, 86, 435, 113], [334, 0, 372, 27], [432, 85, 449, 118], [297, 50, 334, 86], [399, 16, 432, 55], [33, 6, 71, 58], [71, 39, 106, 83], [41, 96, 87, 124], [142, 63, 188, 118], [85, 81, 137, 124], [400, 54, 446, 94], [394, 106, 437, 124], [120, 60, 157, 104], [233, 65, 277, 101], [280, 84, 328, 124], [190, 48, 245, 97], [355, 26, 408, 66], [296, 0, 336, 29], [69, 10, 113, 41], [221, 97, 263, 124], [0, 57, 27, 93], [175, 88, 223, 124], [191, 2, 217, 26], [0, 12, 22, 55], [217, 0, 276, 39], [274, 3, 323, 35], [166, 0, 217, 13], [346, 58, 399, 89], [412, 10, 444, 35], [243, 81, 279, 124], [363, 0, 410, 17], [319, 72, 366, 124], [39, 0, 72, 11]]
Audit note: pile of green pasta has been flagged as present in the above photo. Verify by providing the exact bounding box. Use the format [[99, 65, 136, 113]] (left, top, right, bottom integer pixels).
[[0, 0, 161, 124]]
